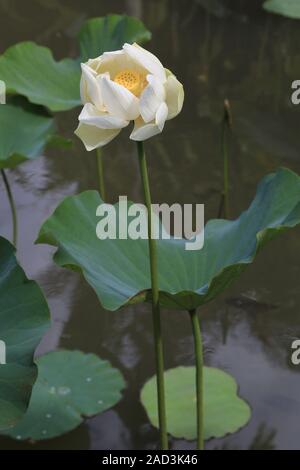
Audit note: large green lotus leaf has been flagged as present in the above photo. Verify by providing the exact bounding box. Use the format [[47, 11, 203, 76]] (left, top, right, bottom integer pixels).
[[141, 366, 251, 440], [263, 0, 300, 18], [0, 237, 50, 431], [0, 42, 81, 111], [37, 168, 300, 312], [79, 14, 152, 62], [0, 104, 63, 169], [2, 350, 125, 441]]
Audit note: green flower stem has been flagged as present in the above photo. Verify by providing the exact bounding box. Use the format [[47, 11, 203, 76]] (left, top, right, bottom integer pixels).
[[220, 99, 232, 219], [1, 169, 17, 246], [136, 141, 168, 450], [189, 308, 204, 450], [96, 148, 106, 200]]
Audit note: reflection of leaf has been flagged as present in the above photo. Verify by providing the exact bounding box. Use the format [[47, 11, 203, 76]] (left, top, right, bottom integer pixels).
[[0, 104, 66, 169], [227, 295, 277, 313], [0, 237, 50, 431], [141, 366, 251, 440], [37, 168, 300, 312], [79, 15, 151, 62], [2, 350, 125, 440], [263, 0, 300, 19], [196, 0, 231, 18], [249, 424, 276, 450]]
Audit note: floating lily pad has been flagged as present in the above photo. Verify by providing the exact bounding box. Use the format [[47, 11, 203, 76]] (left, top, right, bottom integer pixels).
[[0, 15, 151, 111], [2, 350, 125, 441], [0, 104, 63, 169], [0, 237, 50, 431], [37, 168, 300, 312], [141, 366, 251, 440], [79, 14, 152, 62], [263, 0, 300, 18]]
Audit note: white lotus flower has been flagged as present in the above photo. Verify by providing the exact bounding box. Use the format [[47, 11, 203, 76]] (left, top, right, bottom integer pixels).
[[75, 43, 184, 150]]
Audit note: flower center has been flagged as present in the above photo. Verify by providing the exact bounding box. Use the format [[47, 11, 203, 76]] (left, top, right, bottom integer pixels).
[[114, 69, 147, 97]]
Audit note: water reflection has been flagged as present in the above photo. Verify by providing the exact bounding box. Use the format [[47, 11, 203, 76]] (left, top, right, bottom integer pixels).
[[0, 0, 300, 450]]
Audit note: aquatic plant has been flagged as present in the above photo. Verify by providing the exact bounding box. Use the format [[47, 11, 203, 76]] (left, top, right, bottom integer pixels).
[[37, 166, 300, 447], [1, 11, 300, 451]]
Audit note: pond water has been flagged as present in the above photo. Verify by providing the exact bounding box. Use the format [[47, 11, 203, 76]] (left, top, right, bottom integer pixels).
[[0, 0, 300, 450]]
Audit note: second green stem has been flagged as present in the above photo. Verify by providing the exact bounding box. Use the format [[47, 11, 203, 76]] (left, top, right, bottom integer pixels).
[[136, 141, 168, 450], [189, 308, 204, 450]]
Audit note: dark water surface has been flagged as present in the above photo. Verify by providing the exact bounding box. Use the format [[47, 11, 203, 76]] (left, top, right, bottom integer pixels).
[[0, 0, 300, 450]]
